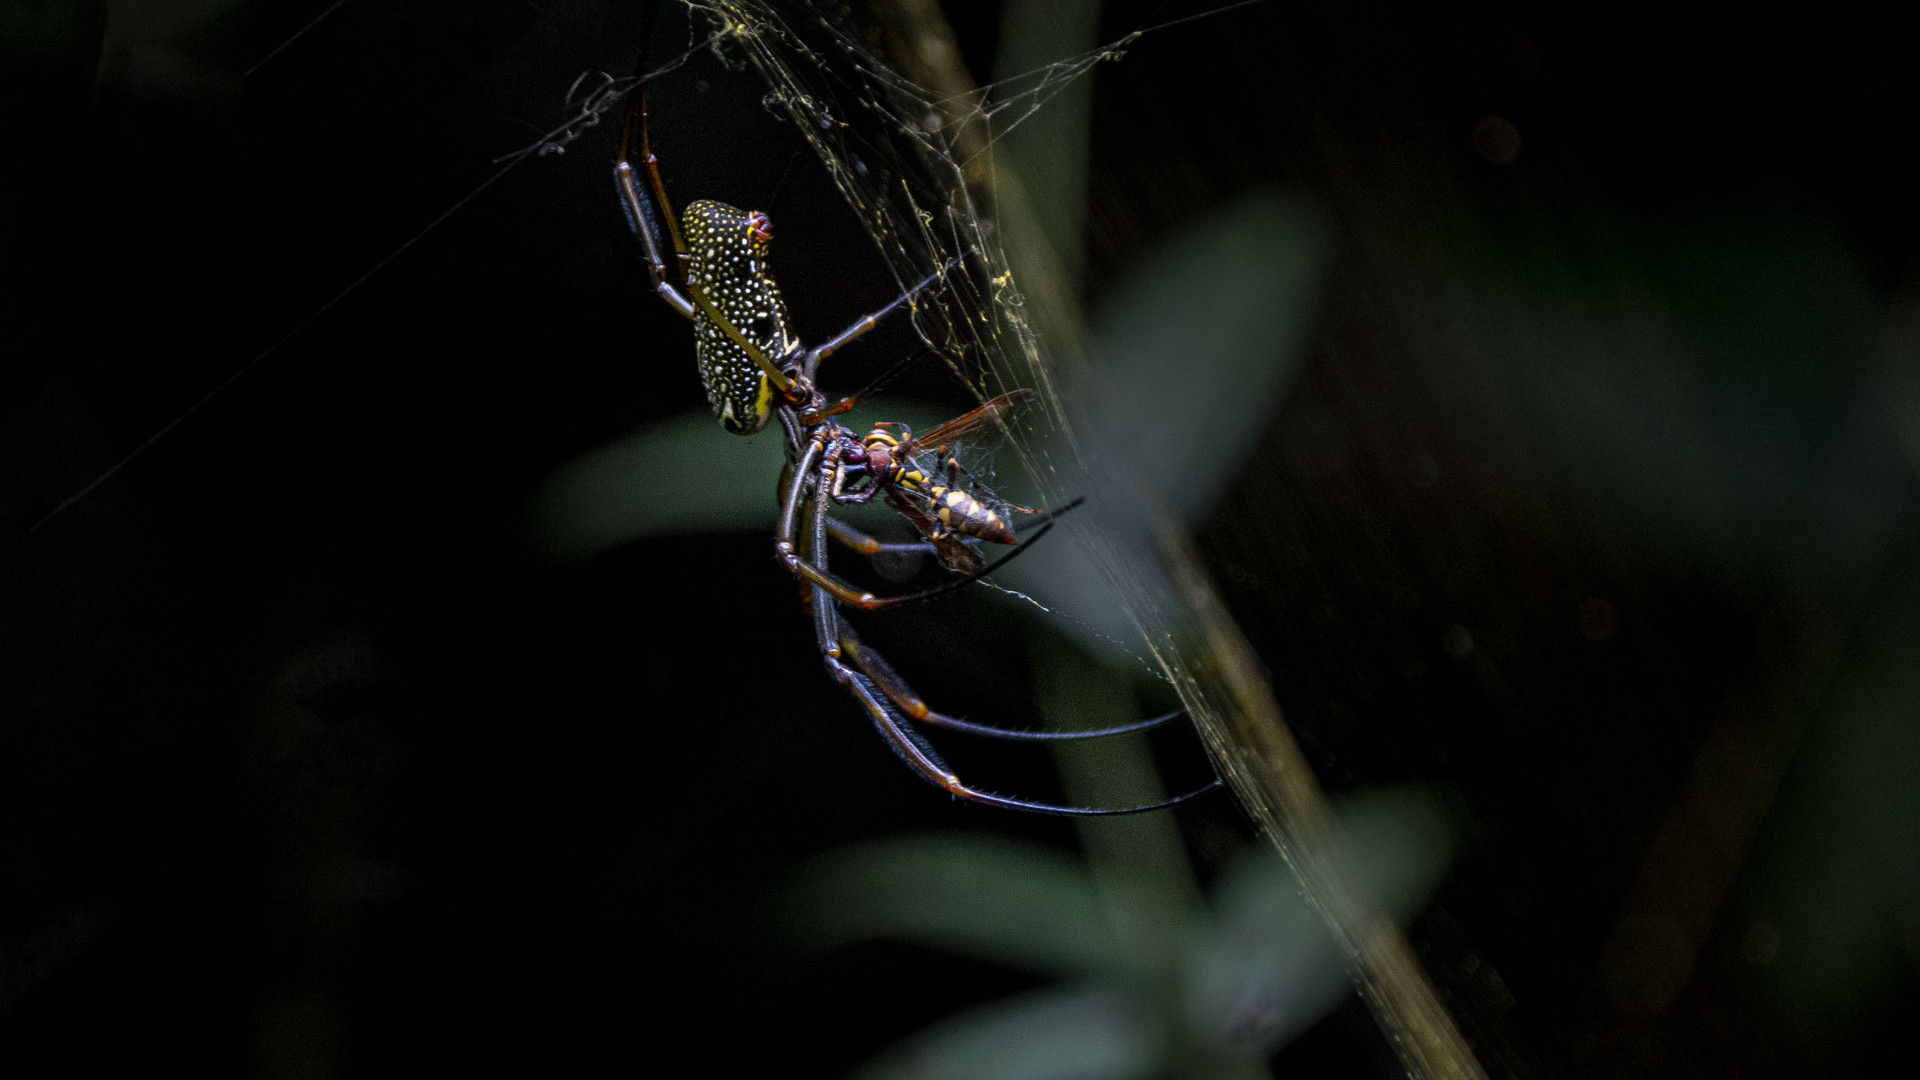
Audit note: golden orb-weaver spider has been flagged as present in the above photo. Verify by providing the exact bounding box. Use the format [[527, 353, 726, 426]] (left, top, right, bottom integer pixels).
[[609, 27, 1220, 816]]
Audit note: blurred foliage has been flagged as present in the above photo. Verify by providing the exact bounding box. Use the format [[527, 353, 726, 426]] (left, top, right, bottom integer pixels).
[[1434, 204, 1898, 591], [1417, 197, 1920, 1047], [780, 787, 1459, 1080]]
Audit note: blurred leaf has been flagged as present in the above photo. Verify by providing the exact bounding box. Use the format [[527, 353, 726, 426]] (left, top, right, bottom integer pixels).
[[1188, 786, 1462, 1053], [1434, 207, 1901, 594], [847, 986, 1161, 1080], [528, 409, 779, 558], [1744, 594, 1920, 1036], [786, 787, 1462, 1076], [1087, 188, 1329, 525], [994, 190, 1328, 649], [784, 833, 1134, 980]]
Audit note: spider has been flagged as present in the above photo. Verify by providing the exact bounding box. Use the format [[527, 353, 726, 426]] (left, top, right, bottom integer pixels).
[[609, 32, 1221, 816]]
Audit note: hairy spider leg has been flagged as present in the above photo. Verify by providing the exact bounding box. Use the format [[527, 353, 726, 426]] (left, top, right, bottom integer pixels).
[[823, 519, 934, 555]]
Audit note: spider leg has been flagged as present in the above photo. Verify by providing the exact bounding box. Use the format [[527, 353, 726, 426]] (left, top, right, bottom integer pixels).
[[801, 252, 973, 381], [827, 492, 1089, 592], [838, 663, 1221, 816], [827, 504, 1071, 555], [612, 159, 695, 319], [838, 627, 1187, 742], [825, 518, 938, 556], [613, 33, 696, 321], [685, 281, 798, 395], [613, 20, 796, 398], [799, 487, 1218, 815], [782, 498, 1056, 611], [857, 521, 1055, 609], [777, 430, 890, 609], [787, 424, 1221, 810], [801, 347, 938, 426]]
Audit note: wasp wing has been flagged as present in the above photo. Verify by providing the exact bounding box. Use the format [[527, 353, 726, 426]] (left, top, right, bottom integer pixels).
[[908, 388, 1038, 452]]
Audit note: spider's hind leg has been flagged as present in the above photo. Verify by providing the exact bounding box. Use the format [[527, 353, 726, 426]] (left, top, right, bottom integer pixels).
[[796, 457, 1218, 816], [838, 628, 1187, 743], [829, 654, 1219, 816]]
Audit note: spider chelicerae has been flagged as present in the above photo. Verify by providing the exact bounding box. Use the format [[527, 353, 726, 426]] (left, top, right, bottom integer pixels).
[[609, 23, 1220, 816]]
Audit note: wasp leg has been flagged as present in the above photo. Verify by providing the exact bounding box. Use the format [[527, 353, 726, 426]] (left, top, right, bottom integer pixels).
[[854, 521, 1055, 610], [1013, 496, 1085, 532]]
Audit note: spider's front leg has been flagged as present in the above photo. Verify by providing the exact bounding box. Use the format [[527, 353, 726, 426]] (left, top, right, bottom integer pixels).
[[613, 78, 695, 320], [777, 428, 882, 609]]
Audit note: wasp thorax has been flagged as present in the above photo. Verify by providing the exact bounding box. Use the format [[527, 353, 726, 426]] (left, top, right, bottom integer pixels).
[[862, 428, 900, 474]]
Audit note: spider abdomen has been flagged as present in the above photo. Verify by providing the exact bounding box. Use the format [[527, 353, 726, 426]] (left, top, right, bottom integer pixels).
[[682, 199, 795, 434]]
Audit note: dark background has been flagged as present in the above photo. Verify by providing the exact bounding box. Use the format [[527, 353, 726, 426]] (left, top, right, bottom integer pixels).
[[5, 0, 1919, 1075]]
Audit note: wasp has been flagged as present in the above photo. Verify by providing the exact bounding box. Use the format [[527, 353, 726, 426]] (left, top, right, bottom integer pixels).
[[824, 389, 1039, 575]]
